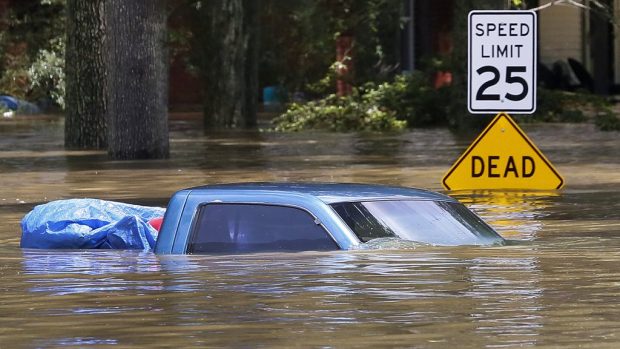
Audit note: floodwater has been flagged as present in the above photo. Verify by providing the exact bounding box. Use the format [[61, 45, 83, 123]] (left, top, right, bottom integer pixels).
[[1, 115, 619, 348]]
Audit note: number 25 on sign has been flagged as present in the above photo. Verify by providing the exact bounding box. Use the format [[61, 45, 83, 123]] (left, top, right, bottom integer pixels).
[[468, 11, 537, 114]]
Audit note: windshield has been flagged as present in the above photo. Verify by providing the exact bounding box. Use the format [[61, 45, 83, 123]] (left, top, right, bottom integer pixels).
[[331, 200, 503, 246]]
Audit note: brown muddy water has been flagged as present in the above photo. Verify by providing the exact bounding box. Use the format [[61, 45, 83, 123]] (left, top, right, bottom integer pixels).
[[0, 115, 619, 348]]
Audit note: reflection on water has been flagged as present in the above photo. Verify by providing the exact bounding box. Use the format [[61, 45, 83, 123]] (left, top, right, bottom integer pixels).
[[12, 244, 619, 347], [1, 115, 620, 347], [13, 248, 550, 347], [452, 191, 559, 240]]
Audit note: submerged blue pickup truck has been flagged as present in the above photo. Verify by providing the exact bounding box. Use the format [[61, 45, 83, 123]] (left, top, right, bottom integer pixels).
[[154, 183, 504, 254], [21, 183, 505, 254]]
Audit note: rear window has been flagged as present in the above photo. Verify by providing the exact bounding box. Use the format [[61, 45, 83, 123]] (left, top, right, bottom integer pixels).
[[187, 204, 338, 253]]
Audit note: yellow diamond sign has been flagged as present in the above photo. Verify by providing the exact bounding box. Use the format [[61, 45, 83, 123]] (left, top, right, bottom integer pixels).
[[443, 113, 564, 190]]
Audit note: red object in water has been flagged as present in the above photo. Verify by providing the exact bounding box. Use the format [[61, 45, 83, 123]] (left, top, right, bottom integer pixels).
[[148, 217, 164, 232]]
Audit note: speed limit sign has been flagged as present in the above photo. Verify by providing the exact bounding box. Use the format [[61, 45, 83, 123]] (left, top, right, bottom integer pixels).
[[468, 11, 537, 114]]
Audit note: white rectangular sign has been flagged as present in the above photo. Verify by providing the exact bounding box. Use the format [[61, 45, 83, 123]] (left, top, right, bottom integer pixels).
[[468, 11, 537, 114]]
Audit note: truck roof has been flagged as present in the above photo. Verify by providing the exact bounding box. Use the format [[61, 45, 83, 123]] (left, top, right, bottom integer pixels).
[[186, 182, 455, 204]]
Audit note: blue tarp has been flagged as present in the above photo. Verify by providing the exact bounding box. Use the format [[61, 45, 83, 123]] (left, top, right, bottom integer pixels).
[[20, 199, 166, 250], [0, 95, 18, 110], [0, 95, 41, 114]]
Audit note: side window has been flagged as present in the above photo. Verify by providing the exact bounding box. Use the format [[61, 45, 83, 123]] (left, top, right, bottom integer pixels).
[[331, 202, 396, 242], [187, 204, 338, 253]]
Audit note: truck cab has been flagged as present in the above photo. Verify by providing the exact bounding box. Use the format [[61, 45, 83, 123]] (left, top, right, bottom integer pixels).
[[154, 183, 504, 254]]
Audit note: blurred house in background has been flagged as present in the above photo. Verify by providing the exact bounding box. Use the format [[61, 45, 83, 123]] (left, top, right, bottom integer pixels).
[[537, 0, 619, 94], [403, 0, 619, 94]]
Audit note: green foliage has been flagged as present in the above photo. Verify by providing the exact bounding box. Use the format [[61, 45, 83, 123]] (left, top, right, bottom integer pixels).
[[0, 38, 30, 98], [259, 0, 403, 95], [272, 91, 406, 132], [274, 69, 620, 133], [305, 58, 358, 96], [1, 1, 65, 58], [273, 72, 454, 132], [595, 111, 620, 131], [533, 88, 611, 123], [534, 89, 579, 122], [369, 73, 450, 127], [0, 0, 65, 107], [532, 88, 620, 131], [28, 38, 65, 109], [258, 0, 334, 93]]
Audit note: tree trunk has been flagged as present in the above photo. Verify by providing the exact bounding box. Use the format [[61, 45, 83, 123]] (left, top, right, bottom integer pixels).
[[243, 0, 259, 128], [200, 0, 258, 128], [65, 0, 107, 149], [336, 34, 354, 96], [105, 0, 169, 159]]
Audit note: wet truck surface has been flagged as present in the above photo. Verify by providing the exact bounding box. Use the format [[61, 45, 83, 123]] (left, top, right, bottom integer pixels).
[[154, 183, 504, 254]]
